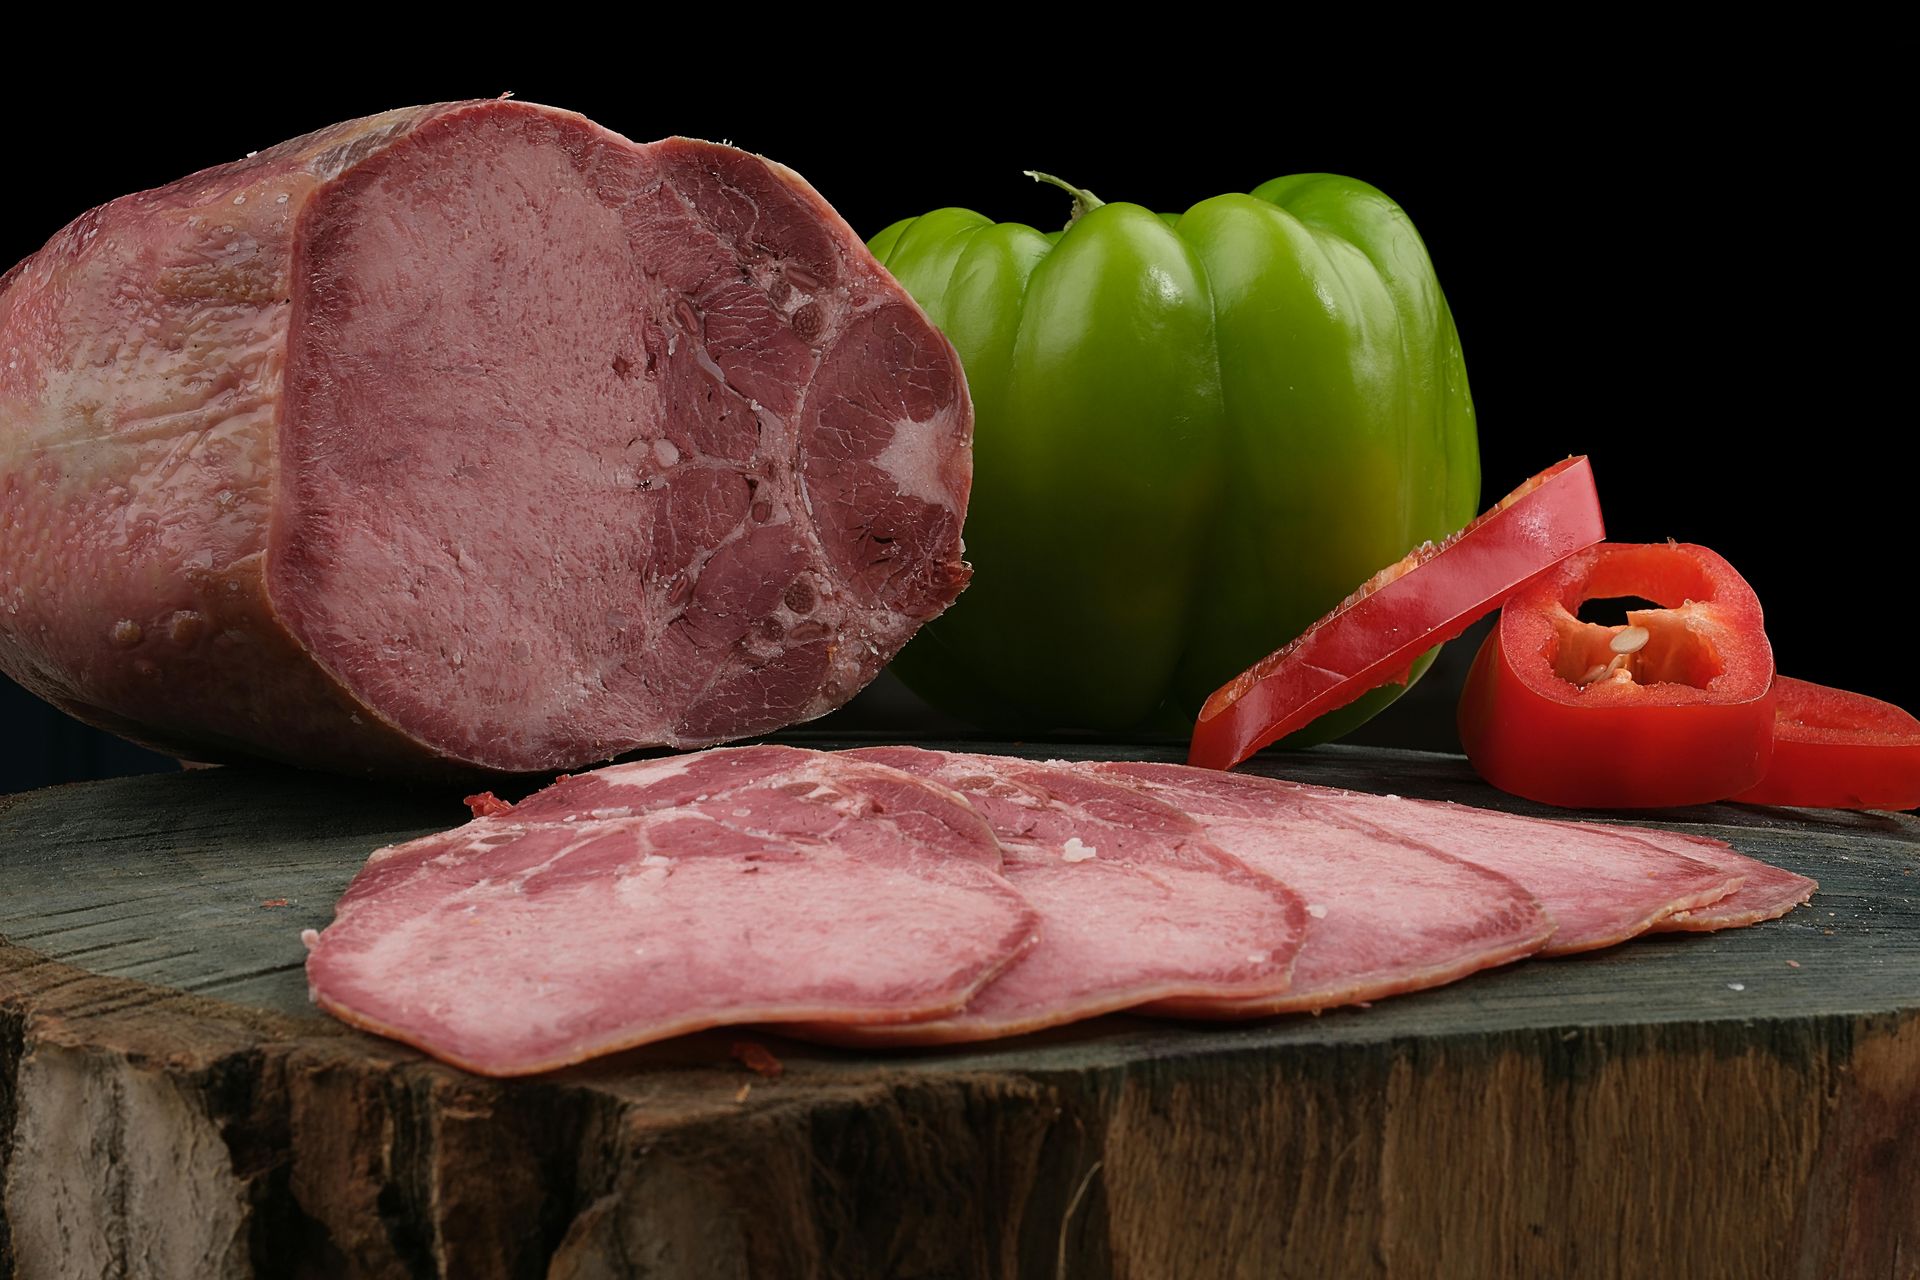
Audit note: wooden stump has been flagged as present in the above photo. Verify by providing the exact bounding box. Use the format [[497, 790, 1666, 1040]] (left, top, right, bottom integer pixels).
[[2, 739, 1916, 1279]]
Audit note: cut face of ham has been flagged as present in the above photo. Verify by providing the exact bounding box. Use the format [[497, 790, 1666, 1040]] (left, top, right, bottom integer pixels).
[[301, 746, 1037, 1076], [792, 748, 1307, 1045], [1091, 762, 1555, 1017], [0, 101, 971, 776], [1276, 790, 1746, 955]]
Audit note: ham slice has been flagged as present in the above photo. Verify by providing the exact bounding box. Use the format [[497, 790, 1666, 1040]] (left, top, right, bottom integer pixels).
[[302, 746, 1038, 1076], [793, 748, 1307, 1045], [1269, 789, 1746, 955], [1636, 835, 1818, 930], [1091, 762, 1555, 1017]]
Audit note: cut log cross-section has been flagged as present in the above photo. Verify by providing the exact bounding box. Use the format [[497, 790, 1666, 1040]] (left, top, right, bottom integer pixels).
[[1, 742, 1915, 1278]]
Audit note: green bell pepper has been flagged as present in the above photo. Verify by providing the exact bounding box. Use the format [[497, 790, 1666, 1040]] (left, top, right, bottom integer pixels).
[[871, 173, 1479, 739]]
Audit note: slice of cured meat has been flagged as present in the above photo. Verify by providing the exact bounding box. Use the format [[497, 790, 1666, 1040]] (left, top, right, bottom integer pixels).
[[791, 747, 1307, 1046], [0, 101, 971, 777], [302, 746, 1038, 1076], [1637, 836, 1817, 931], [1090, 762, 1555, 1017], [1271, 789, 1745, 955]]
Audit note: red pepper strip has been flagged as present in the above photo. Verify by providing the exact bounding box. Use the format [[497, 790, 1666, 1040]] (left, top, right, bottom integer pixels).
[[1734, 677, 1920, 810], [1457, 542, 1776, 809], [1188, 457, 1605, 771]]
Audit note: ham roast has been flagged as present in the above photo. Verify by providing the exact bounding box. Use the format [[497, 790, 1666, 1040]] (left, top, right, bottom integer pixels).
[[0, 101, 971, 776]]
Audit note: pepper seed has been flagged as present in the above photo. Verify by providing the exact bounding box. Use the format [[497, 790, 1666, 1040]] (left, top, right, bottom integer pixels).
[[1610, 626, 1651, 655]]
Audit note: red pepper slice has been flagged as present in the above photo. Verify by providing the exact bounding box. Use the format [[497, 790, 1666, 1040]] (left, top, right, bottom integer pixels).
[[1733, 677, 1920, 810], [1187, 457, 1605, 771], [1457, 542, 1776, 808]]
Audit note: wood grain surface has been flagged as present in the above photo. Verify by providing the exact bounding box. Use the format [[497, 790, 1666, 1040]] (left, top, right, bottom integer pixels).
[[2, 737, 1916, 1279]]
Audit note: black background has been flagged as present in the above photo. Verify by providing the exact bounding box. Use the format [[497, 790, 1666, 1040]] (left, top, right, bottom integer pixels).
[[2, 74, 1905, 791]]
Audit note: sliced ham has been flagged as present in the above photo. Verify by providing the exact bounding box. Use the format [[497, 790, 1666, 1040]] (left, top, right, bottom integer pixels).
[[1090, 762, 1555, 1017], [301, 746, 1038, 1076], [792, 747, 1307, 1046], [1634, 834, 1818, 930], [1270, 789, 1745, 955]]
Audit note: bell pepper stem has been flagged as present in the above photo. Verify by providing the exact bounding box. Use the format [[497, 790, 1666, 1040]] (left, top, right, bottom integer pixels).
[[1025, 171, 1106, 227]]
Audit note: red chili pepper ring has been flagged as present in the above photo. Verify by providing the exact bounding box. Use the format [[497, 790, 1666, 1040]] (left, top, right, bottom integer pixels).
[[1735, 677, 1920, 810], [1458, 542, 1777, 809]]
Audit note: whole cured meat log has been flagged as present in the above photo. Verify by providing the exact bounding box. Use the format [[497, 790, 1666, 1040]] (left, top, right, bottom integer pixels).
[[0, 101, 971, 776], [797, 747, 1307, 1045], [302, 746, 1039, 1075]]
